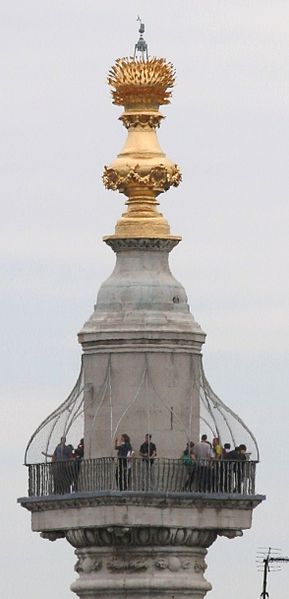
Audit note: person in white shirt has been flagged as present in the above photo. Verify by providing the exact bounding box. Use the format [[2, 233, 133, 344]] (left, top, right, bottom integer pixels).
[[193, 434, 211, 492], [193, 434, 211, 460]]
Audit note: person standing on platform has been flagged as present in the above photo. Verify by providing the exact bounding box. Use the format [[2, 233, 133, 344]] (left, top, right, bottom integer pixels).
[[115, 434, 132, 491], [193, 434, 211, 492], [139, 433, 157, 490], [52, 436, 74, 494], [223, 444, 247, 493], [73, 438, 84, 491]]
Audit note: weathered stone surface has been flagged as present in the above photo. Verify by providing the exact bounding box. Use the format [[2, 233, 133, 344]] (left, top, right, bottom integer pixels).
[[70, 543, 212, 599], [79, 247, 205, 339], [32, 501, 256, 533]]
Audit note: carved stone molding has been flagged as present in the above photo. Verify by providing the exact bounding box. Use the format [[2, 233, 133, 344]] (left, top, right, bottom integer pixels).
[[20, 492, 264, 516], [194, 561, 207, 573], [19, 492, 264, 514], [119, 113, 164, 130], [104, 237, 180, 253], [74, 554, 208, 575], [66, 526, 217, 549], [35, 518, 251, 554], [75, 556, 102, 574], [102, 164, 182, 193], [73, 545, 210, 577], [155, 557, 192, 571], [107, 558, 148, 572]]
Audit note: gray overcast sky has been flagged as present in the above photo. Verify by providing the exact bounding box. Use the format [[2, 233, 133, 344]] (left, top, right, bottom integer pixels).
[[1, 1, 289, 597]]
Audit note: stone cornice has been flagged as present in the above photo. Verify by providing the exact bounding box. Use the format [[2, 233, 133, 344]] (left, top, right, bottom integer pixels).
[[79, 337, 206, 355], [39, 526, 243, 548], [66, 526, 218, 549], [18, 490, 265, 513], [104, 237, 180, 253]]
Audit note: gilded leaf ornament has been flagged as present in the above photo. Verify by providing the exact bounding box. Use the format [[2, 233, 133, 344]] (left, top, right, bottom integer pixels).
[[108, 57, 175, 106], [102, 164, 182, 193]]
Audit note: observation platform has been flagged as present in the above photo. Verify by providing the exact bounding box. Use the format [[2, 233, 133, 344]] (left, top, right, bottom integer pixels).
[[19, 458, 264, 543], [23, 457, 259, 497]]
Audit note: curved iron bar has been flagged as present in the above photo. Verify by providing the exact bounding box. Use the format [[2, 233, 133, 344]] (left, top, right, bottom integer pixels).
[[24, 362, 84, 465], [112, 366, 147, 440], [199, 415, 217, 437], [199, 371, 222, 442], [200, 370, 237, 448], [91, 377, 109, 432], [24, 356, 260, 464], [202, 370, 260, 461], [211, 403, 237, 449]]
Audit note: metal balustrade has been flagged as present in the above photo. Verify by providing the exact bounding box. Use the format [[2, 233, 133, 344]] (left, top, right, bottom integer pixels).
[[27, 457, 257, 497]]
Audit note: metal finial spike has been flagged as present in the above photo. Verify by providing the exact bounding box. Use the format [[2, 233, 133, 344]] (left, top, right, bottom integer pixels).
[[134, 16, 148, 60], [137, 15, 145, 35]]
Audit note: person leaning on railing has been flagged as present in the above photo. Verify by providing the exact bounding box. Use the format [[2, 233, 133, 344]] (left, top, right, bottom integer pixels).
[[41, 436, 74, 463], [42, 436, 74, 494]]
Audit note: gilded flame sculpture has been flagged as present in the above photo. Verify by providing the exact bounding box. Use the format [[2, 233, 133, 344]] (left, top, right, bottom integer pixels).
[[107, 57, 175, 106], [103, 56, 182, 241]]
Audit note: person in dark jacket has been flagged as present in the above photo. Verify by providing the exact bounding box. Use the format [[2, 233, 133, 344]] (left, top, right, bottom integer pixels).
[[72, 438, 84, 491], [52, 436, 74, 494], [115, 434, 132, 490], [139, 434, 157, 463], [182, 442, 196, 491], [139, 433, 157, 490], [223, 444, 247, 492], [74, 438, 84, 460]]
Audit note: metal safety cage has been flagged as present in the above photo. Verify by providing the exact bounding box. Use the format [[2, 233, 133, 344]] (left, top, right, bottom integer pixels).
[[24, 355, 259, 464], [24, 360, 86, 465]]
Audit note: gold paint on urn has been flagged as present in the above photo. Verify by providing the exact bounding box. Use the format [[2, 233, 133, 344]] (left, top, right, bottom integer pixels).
[[103, 57, 182, 241]]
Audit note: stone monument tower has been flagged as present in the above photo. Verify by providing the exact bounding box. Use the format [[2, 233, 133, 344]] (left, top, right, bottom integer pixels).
[[19, 23, 264, 599]]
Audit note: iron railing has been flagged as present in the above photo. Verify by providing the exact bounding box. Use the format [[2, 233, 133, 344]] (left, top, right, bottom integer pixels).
[[27, 457, 257, 497]]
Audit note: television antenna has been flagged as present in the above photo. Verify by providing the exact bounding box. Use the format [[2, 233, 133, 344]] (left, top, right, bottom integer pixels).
[[256, 547, 289, 598]]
